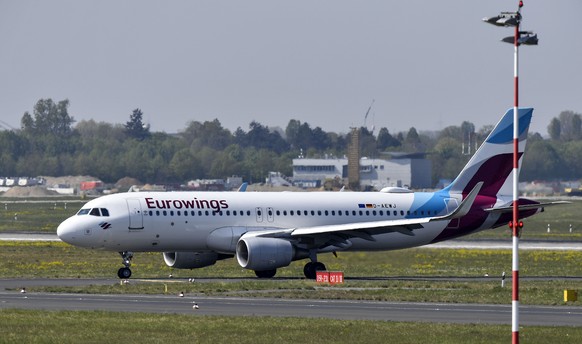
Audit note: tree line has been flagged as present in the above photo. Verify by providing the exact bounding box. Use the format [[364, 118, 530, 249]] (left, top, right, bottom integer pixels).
[[0, 98, 580, 186]]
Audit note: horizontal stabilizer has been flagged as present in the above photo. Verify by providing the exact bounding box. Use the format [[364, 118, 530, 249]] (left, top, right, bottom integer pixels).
[[484, 200, 571, 213]]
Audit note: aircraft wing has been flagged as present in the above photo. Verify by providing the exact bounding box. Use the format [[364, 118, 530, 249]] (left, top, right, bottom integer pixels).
[[248, 182, 483, 241]]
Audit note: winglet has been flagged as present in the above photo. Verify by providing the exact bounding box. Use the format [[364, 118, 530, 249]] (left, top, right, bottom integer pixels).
[[431, 182, 483, 222], [237, 182, 248, 192]]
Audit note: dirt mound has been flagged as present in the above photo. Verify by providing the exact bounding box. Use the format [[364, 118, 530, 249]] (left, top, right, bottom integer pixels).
[[115, 177, 142, 189], [42, 175, 100, 187], [1, 186, 60, 197]]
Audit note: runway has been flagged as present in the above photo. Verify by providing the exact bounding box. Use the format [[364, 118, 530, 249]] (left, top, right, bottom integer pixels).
[[1, 290, 581, 326]]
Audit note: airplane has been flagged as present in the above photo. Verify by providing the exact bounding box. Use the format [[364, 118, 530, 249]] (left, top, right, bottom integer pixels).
[[57, 107, 564, 279]]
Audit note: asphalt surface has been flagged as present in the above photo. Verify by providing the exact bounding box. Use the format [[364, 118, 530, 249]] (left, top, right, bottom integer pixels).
[[1, 289, 581, 326], [1, 278, 581, 326]]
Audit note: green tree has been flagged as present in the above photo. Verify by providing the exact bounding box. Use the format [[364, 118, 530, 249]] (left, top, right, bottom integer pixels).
[[521, 140, 564, 181], [124, 108, 150, 140], [376, 127, 400, 150], [181, 119, 232, 150], [547, 117, 561, 141], [21, 99, 75, 136]]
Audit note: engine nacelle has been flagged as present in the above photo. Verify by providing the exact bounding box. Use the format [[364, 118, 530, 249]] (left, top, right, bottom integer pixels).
[[163, 251, 218, 269], [236, 237, 294, 271]]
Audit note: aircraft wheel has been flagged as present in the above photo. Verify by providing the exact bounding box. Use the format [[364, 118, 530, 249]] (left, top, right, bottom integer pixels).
[[304, 262, 326, 279], [255, 269, 277, 278], [117, 267, 132, 279], [315, 262, 326, 272]]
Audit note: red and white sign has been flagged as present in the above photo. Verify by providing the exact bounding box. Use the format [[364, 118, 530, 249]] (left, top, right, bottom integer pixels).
[[316, 271, 344, 284]]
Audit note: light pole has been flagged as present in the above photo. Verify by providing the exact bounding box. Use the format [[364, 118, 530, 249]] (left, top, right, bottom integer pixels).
[[483, 2, 537, 344]]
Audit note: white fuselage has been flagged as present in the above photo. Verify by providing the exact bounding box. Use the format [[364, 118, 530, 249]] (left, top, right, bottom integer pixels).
[[57, 190, 465, 254]]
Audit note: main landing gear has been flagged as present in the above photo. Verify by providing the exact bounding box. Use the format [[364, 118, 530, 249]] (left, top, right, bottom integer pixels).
[[253, 261, 326, 279], [117, 251, 133, 279], [303, 250, 327, 279], [303, 261, 326, 280]]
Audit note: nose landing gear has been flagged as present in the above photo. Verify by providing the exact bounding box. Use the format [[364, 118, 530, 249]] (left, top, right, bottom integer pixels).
[[117, 251, 134, 279]]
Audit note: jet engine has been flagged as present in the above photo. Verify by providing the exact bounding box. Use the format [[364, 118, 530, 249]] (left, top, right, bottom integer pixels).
[[162, 251, 219, 269], [236, 237, 294, 271]]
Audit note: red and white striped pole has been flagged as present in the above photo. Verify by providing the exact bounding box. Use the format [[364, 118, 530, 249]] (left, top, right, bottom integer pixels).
[[511, 2, 523, 343]]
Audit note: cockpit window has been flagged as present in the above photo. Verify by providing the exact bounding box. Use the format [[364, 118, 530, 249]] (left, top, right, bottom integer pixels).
[[100, 208, 110, 217], [77, 208, 90, 215], [89, 208, 101, 216]]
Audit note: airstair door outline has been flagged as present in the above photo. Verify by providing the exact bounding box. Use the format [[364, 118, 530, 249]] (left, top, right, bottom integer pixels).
[[255, 207, 264, 223], [444, 198, 459, 229], [127, 199, 144, 230]]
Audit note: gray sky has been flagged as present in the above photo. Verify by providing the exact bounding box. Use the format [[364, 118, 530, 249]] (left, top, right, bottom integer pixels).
[[1, 1, 581, 136]]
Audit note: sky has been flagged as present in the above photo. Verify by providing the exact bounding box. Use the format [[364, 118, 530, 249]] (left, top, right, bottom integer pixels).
[[1, 1, 581, 136]]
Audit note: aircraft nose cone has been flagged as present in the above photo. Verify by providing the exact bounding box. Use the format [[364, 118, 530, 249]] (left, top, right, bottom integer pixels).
[[57, 217, 77, 244]]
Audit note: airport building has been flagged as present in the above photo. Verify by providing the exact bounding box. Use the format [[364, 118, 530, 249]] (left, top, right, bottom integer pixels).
[[292, 153, 432, 190]]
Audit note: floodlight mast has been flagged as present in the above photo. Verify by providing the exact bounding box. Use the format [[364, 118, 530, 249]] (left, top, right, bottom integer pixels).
[[483, 1, 537, 344]]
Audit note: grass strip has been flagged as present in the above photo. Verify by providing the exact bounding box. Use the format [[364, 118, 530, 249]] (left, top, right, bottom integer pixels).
[[1, 309, 582, 344]]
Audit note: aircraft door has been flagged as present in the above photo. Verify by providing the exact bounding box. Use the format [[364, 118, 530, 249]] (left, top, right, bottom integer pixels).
[[127, 198, 144, 230], [255, 207, 263, 223], [444, 198, 459, 229], [266, 207, 274, 222]]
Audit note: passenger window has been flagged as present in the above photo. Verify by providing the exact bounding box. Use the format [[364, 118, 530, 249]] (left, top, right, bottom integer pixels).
[[100, 208, 110, 216], [89, 208, 101, 216]]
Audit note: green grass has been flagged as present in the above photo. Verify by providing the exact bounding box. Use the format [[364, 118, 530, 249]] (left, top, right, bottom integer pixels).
[[471, 200, 582, 240], [3, 241, 582, 279], [2, 241, 581, 306], [1, 309, 582, 344], [0, 200, 81, 232]]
